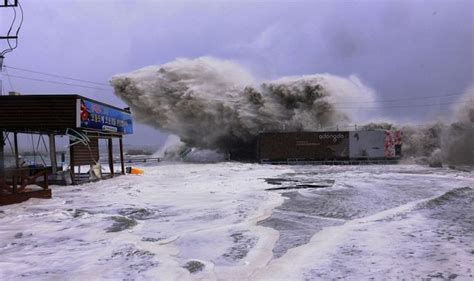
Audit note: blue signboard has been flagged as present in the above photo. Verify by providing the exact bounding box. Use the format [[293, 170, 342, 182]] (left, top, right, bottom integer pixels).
[[79, 98, 133, 134]]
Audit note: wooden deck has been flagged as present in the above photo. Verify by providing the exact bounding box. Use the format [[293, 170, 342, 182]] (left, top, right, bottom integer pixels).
[[0, 167, 52, 206]]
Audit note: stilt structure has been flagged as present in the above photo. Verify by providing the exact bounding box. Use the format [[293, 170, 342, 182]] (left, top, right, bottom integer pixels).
[[13, 132, 19, 167], [119, 137, 125, 175], [0, 130, 4, 178], [49, 134, 57, 174], [108, 138, 114, 177], [0, 94, 134, 205]]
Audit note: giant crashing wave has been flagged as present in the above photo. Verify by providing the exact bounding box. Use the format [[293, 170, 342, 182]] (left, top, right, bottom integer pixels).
[[401, 92, 474, 167], [111, 57, 376, 158], [360, 91, 474, 166]]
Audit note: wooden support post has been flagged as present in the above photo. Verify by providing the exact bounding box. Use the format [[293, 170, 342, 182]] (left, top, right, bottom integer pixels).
[[49, 134, 57, 174], [0, 130, 4, 178], [13, 132, 19, 168], [108, 138, 114, 177], [119, 137, 125, 175], [12, 132, 19, 193], [69, 139, 76, 185]]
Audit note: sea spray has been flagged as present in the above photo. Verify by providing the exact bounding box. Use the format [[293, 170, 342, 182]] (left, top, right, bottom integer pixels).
[[111, 57, 472, 165], [366, 90, 474, 166], [111, 57, 376, 157]]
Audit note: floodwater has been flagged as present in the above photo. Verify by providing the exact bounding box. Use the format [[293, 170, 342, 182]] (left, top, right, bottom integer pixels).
[[0, 163, 472, 280]]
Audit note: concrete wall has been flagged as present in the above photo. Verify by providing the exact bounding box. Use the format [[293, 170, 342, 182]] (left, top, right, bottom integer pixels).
[[349, 131, 385, 159]]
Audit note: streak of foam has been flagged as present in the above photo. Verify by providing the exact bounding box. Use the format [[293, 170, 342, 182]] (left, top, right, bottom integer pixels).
[[251, 192, 456, 280]]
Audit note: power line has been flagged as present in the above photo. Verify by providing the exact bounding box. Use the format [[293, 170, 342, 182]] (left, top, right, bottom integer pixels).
[[331, 90, 474, 105], [3, 72, 468, 109], [4, 65, 112, 87], [10, 0, 24, 52], [338, 100, 467, 110], [321, 121, 463, 132], [0, 73, 112, 92], [1, 66, 471, 110], [4, 65, 472, 104], [4, 0, 17, 52]]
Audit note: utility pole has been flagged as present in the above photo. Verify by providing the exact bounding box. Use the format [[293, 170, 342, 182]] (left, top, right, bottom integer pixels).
[[0, 35, 4, 178], [1, 1, 18, 7], [0, 36, 3, 178], [0, 130, 4, 178], [1, 0, 20, 96], [1, 55, 4, 96], [1, 1, 20, 179]]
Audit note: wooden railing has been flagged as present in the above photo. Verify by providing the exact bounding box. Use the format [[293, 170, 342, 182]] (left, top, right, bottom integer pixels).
[[100, 157, 161, 164], [0, 167, 50, 194]]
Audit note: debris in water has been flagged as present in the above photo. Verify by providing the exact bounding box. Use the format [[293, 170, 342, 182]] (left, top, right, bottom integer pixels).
[[183, 260, 205, 273], [106, 216, 138, 232]]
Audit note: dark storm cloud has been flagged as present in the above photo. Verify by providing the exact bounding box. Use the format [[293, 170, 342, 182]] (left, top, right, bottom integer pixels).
[[1, 0, 472, 145], [224, 1, 473, 122]]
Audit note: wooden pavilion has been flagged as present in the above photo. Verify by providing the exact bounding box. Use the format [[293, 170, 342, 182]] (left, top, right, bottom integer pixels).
[[0, 94, 133, 205]]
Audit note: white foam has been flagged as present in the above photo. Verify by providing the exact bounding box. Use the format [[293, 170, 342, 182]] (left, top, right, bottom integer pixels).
[[0, 164, 472, 280]]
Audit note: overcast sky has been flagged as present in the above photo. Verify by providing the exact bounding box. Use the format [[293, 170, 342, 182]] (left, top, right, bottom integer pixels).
[[1, 0, 473, 146]]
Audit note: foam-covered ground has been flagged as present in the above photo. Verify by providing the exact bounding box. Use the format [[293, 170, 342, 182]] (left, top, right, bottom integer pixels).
[[0, 163, 472, 280]]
